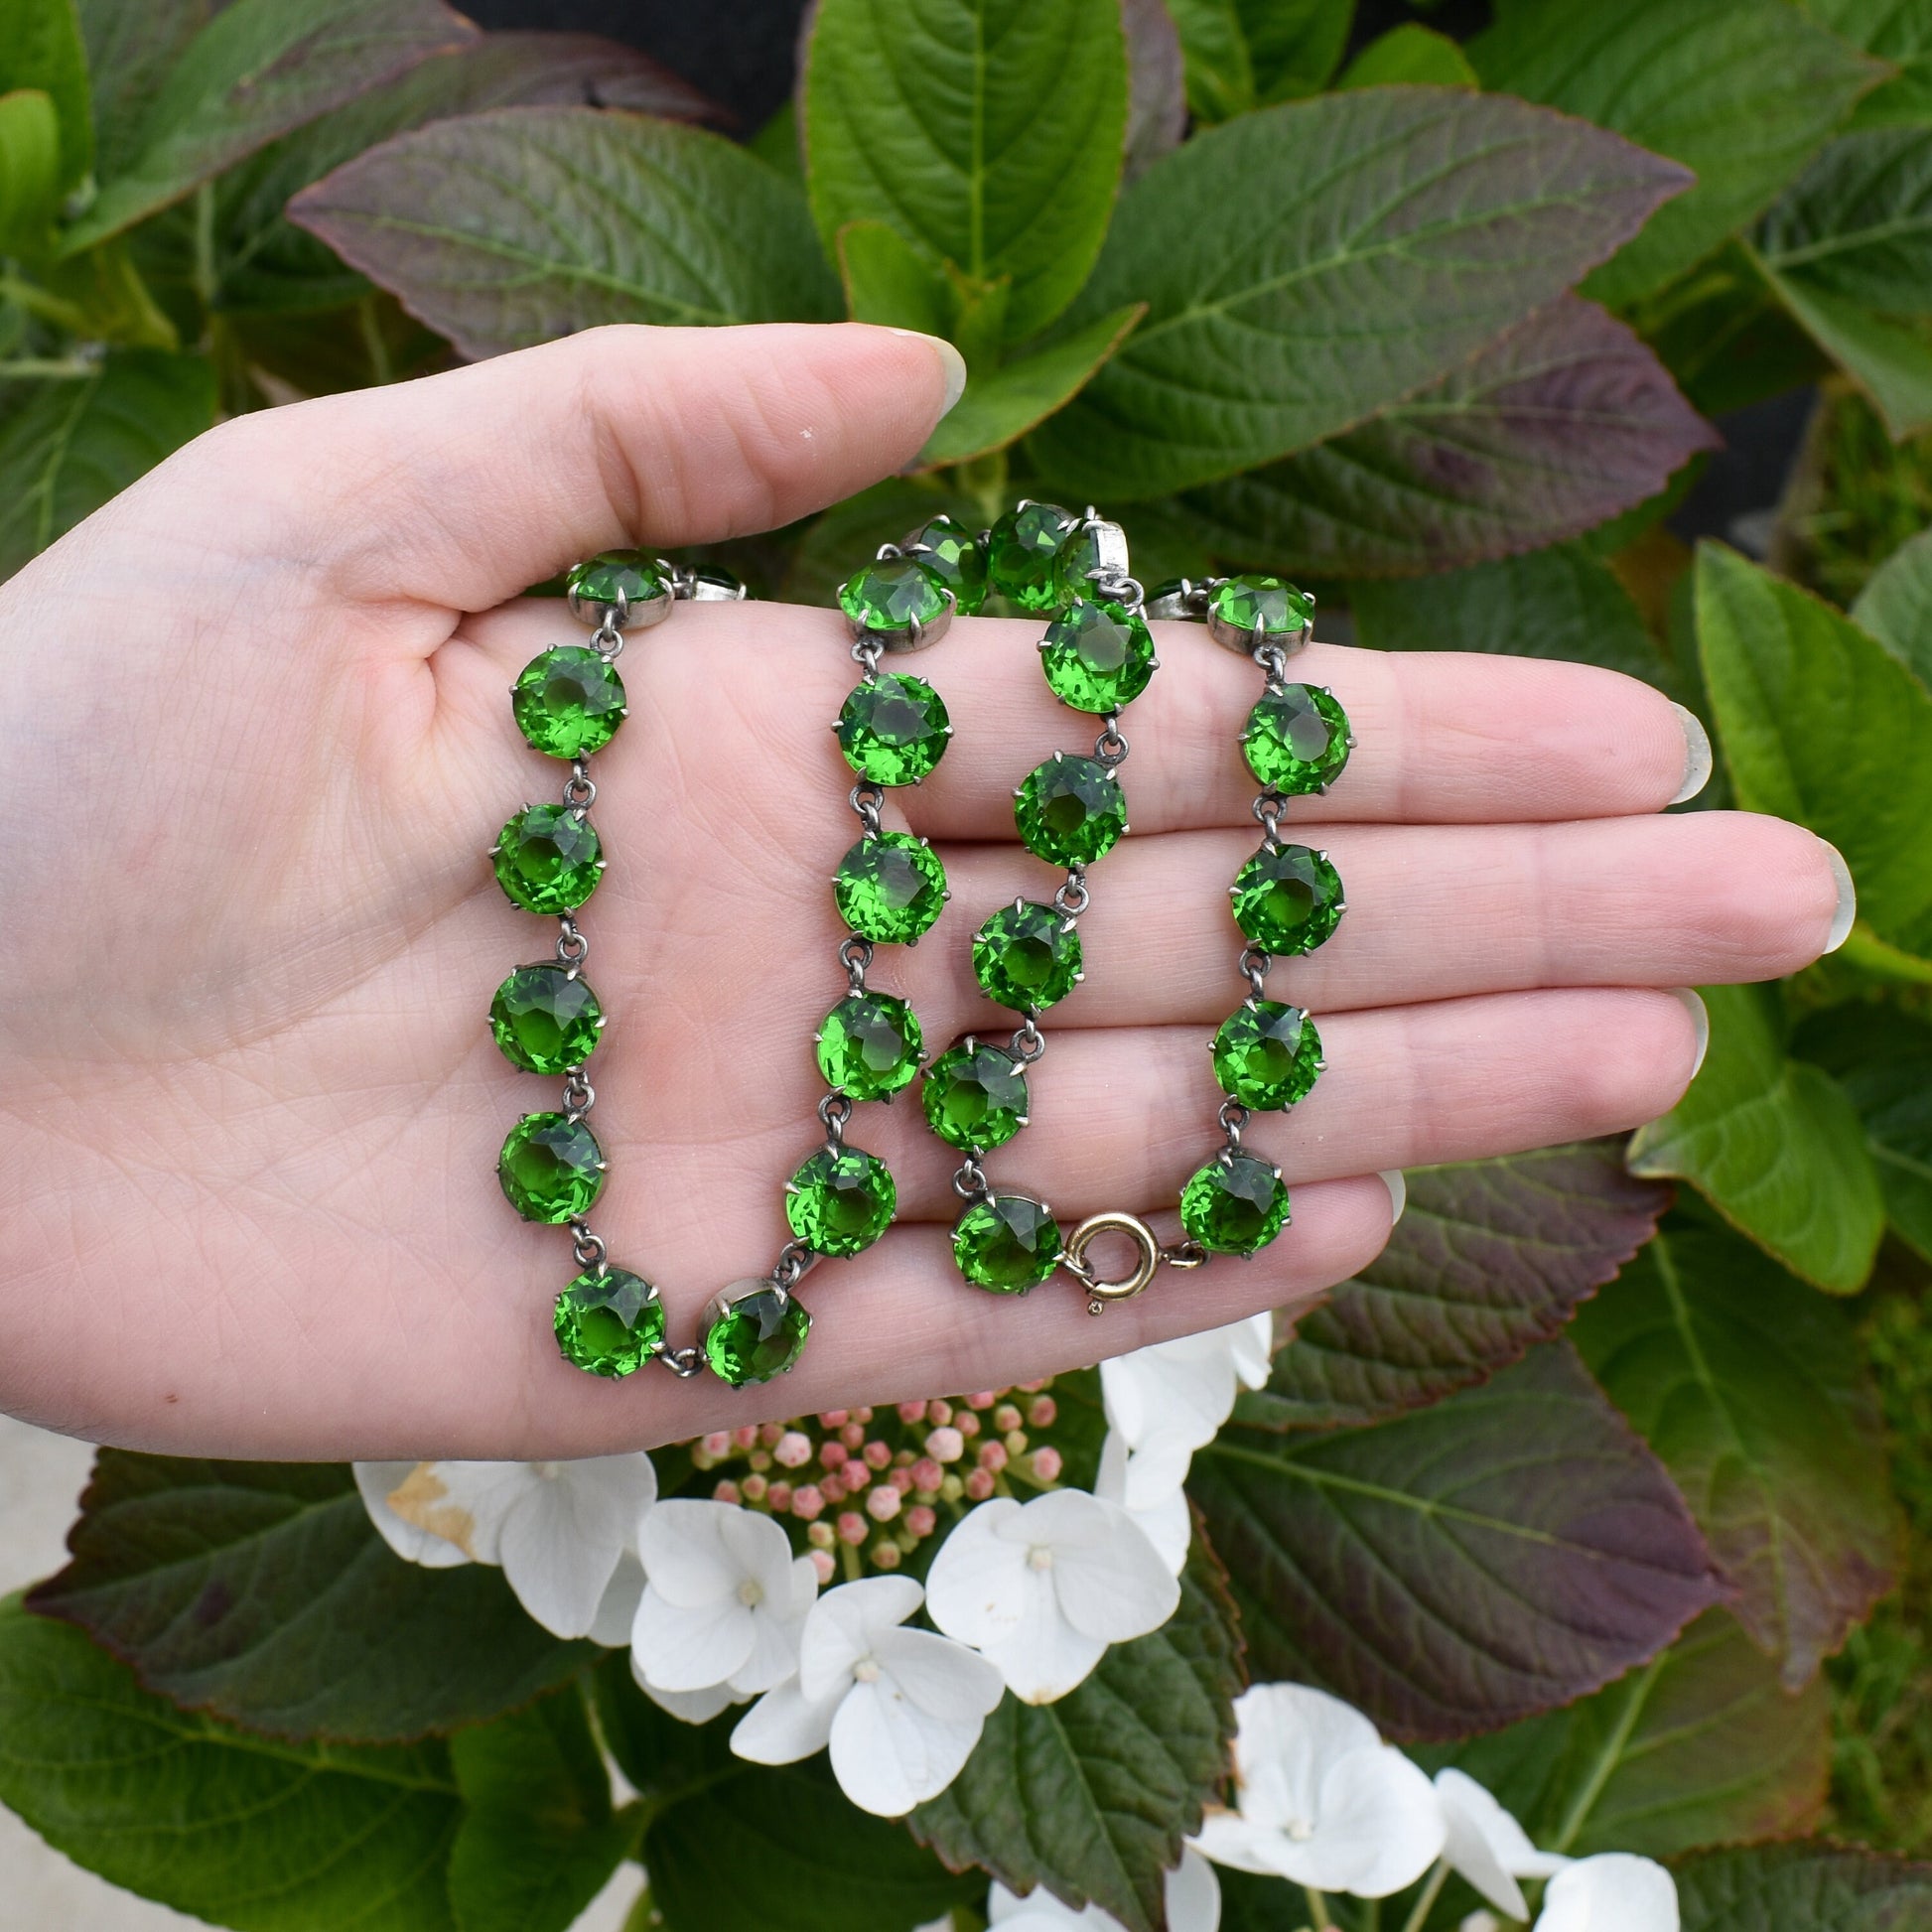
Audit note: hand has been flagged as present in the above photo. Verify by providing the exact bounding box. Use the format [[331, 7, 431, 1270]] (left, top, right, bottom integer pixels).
[[0, 323, 1844, 1459]]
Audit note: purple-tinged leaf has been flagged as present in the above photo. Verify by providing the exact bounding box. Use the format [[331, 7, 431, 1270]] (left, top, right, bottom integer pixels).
[[1122, 0, 1185, 184]]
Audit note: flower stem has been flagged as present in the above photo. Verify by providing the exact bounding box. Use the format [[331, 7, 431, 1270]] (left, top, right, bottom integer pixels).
[[1400, 1862, 1449, 1932], [0, 356, 95, 378], [1307, 1889, 1334, 1929], [0, 276, 92, 333]]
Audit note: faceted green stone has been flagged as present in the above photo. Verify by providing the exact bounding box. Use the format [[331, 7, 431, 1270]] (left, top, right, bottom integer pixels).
[[498, 1112, 606, 1223], [986, 502, 1078, 612], [906, 514, 987, 616], [1039, 599, 1157, 714], [1212, 1001, 1323, 1110], [492, 805, 604, 914], [953, 1194, 1063, 1293], [1209, 575, 1315, 640], [816, 992, 923, 1100], [840, 556, 949, 632], [705, 1286, 811, 1386], [834, 832, 948, 944], [1230, 843, 1344, 955], [837, 673, 952, 785], [511, 646, 626, 759], [922, 1040, 1029, 1152], [785, 1146, 897, 1256], [1180, 1154, 1290, 1255], [489, 963, 605, 1074], [1243, 684, 1351, 795], [973, 900, 1083, 1012], [1015, 754, 1127, 867], [567, 551, 667, 613], [1049, 521, 1114, 609], [685, 564, 746, 599], [554, 1267, 665, 1377]]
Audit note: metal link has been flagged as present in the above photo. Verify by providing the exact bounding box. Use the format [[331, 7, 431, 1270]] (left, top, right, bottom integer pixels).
[[1052, 868, 1091, 918], [1255, 641, 1292, 685], [1009, 1017, 1046, 1065], [838, 935, 875, 994], [563, 760, 597, 811], [591, 614, 624, 660], [818, 1091, 853, 1150], [849, 782, 886, 839], [772, 1242, 817, 1292], [850, 634, 885, 675], [1162, 1238, 1209, 1270], [568, 1219, 606, 1270], [953, 1156, 991, 1201], [556, 916, 589, 968], [660, 1345, 706, 1378], [1093, 724, 1130, 767], [1239, 945, 1271, 999], [562, 1069, 595, 1120], [1217, 1098, 1250, 1149], [1253, 791, 1289, 843], [1092, 569, 1145, 615]]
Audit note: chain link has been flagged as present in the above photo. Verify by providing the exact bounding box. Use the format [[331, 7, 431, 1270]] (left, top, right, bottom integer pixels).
[[556, 915, 589, 968], [1217, 1097, 1250, 1150], [1052, 868, 1091, 918], [1008, 1017, 1046, 1064], [591, 613, 624, 660], [562, 1069, 595, 1120], [1253, 791, 1289, 843], [567, 1219, 606, 1270], [838, 934, 874, 994], [1093, 722, 1129, 767], [818, 1091, 853, 1150], [1239, 945, 1271, 999], [849, 781, 886, 839], [953, 1155, 991, 1201], [772, 1242, 817, 1292], [563, 760, 597, 812], [660, 1345, 706, 1378]]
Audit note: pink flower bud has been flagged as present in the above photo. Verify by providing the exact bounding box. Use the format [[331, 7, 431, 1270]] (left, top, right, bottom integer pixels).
[[759, 1421, 785, 1448], [873, 1541, 902, 1570], [1005, 1430, 1029, 1457], [732, 1424, 759, 1449], [810, 1548, 836, 1585], [841, 1421, 865, 1450], [819, 1410, 848, 1429], [854, 1407, 875, 1425], [818, 1471, 845, 1503], [748, 1449, 772, 1472], [774, 1431, 812, 1468], [1019, 1378, 1047, 1394], [820, 1440, 848, 1469], [911, 1457, 945, 1493], [977, 1441, 1009, 1473], [702, 1432, 732, 1458], [837, 1511, 868, 1546], [1029, 1396, 1057, 1427], [994, 1404, 1023, 1434], [890, 1466, 915, 1494], [767, 1482, 793, 1513], [964, 1468, 996, 1500], [806, 1518, 834, 1549], [897, 1399, 927, 1425], [863, 1439, 893, 1470], [956, 1411, 981, 1438], [867, 1485, 902, 1522], [905, 1505, 937, 1538], [741, 1472, 768, 1501], [926, 1399, 953, 1426], [968, 1391, 998, 1411], [1031, 1447, 1063, 1481], [712, 1479, 742, 1505], [926, 1426, 965, 1463], [793, 1484, 825, 1521]]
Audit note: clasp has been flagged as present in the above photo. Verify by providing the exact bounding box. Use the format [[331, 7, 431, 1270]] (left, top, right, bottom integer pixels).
[[1062, 1211, 1173, 1315]]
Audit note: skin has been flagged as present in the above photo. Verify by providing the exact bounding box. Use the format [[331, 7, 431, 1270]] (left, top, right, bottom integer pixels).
[[0, 323, 1842, 1459]]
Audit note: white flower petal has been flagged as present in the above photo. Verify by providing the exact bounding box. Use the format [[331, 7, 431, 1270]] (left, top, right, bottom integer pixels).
[[635, 1586, 755, 1692], [925, 1498, 1034, 1647], [353, 1462, 472, 1569], [1168, 1848, 1221, 1932], [1119, 1429, 1197, 1508], [732, 1675, 841, 1764], [1228, 1313, 1274, 1390], [1460, 1916, 1503, 1932], [1100, 1341, 1232, 1451], [637, 1498, 743, 1605], [720, 1499, 799, 1605], [1539, 1854, 1679, 1932], [403, 1462, 536, 1563], [1436, 1766, 1564, 1914], [1003, 1487, 1116, 1554], [979, 1592, 1107, 1704], [729, 1585, 808, 1695], [798, 1575, 924, 1699], [1291, 1745, 1446, 1898], [1095, 1435, 1191, 1577], [553, 1453, 658, 1549], [876, 1625, 1006, 1724], [1230, 1682, 1382, 1832], [590, 1557, 646, 1648], [827, 1675, 987, 1816], [630, 1655, 742, 1725], [498, 1484, 623, 1638], [1051, 1499, 1180, 1644], [1188, 1811, 1294, 1877]]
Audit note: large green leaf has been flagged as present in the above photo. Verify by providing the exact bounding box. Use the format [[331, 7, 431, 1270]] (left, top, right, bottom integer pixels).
[[1573, 1225, 1897, 1684], [1697, 539, 1932, 962], [1335, 24, 1476, 91], [73, 0, 207, 185], [1470, 0, 1883, 311], [1164, 0, 1253, 122], [1628, 982, 1886, 1293], [63, 0, 473, 250], [1237, 0, 1353, 103], [1676, 1842, 1932, 1930], [1758, 263, 1932, 437], [1756, 128, 1932, 314], [0, 1593, 462, 1931], [0, 0, 90, 189], [1853, 524, 1932, 691], [290, 105, 841, 357], [1246, 1141, 1669, 1432], [1192, 1341, 1718, 1741], [26, 1453, 594, 1742], [1028, 89, 1688, 501], [1807, 0, 1932, 132], [1173, 295, 1715, 578], [802, 0, 1128, 343], [0, 348, 214, 579], [910, 1551, 1242, 1932]]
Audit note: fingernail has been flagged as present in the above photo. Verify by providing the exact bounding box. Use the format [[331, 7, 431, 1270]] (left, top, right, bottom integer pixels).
[[1378, 1170, 1406, 1225], [1668, 704, 1712, 806], [1824, 841, 1857, 952], [887, 329, 968, 417], [1669, 988, 1709, 1079]]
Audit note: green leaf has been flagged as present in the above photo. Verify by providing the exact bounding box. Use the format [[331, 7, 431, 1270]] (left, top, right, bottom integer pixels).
[[1028, 89, 1690, 501], [1349, 540, 1680, 690], [449, 1683, 632, 1932], [1173, 295, 1716, 578], [1431, 1609, 1829, 1860], [1628, 982, 1886, 1293], [26, 1452, 594, 1742], [921, 303, 1145, 469], [910, 1549, 1242, 1932], [1247, 1140, 1670, 1432], [1470, 0, 1884, 310], [1191, 1341, 1719, 1740], [1573, 1224, 1897, 1684], [837, 218, 951, 335], [802, 0, 1128, 343], [1760, 255, 1932, 438], [73, 0, 206, 186], [1676, 1842, 1932, 1930], [1853, 524, 1932, 690], [1696, 539, 1932, 960], [751, 96, 802, 180], [0, 347, 213, 578], [0, 0, 89, 190], [1806, 0, 1932, 132], [289, 105, 841, 357], [1237, 0, 1353, 103], [0, 1592, 462, 1931], [1756, 128, 1932, 314], [1164, 0, 1255, 122], [63, 0, 474, 251], [1335, 24, 1476, 90], [0, 88, 62, 254]]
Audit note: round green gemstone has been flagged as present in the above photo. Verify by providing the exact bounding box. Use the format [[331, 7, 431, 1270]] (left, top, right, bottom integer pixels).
[[492, 805, 604, 913], [834, 833, 948, 944], [489, 963, 604, 1074], [837, 673, 952, 785], [685, 564, 746, 599], [498, 1112, 606, 1224], [973, 900, 1083, 1012], [1039, 599, 1157, 714], [566, 551, 667, 612], [511, 646, 626, 759], [840, 556, 948, 632], [922, 1040, 1029, 1152], [1212, 1002, 1323, 1110], [705, 1286, 811, 1386], [1015, 754, 1127, 867], [907, 514, 987, 616], [1209, 575, 1315, 640], [953, 1194, 1063, 1292], [1180, 1154, 1290, 1256], [987, 502, 1078, 612], [1244, 685, 1350, 794], [554, 1267, 665, 1377], [1230, 844, 1344, 955], [816, 992, 923, 1099], [785, 1146, 897, 1256]]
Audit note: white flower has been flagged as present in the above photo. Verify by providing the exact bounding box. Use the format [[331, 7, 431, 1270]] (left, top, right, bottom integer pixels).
[[925, 1490, 1180, 1702], [1539, 1854, 1678, 1931], [1436, 1767, 1570, 1920], [353, 1455, 657, 1639], [988, 1850, 1220, 1930], [634, 1498, 817, 1696], [1101, 1313, 1272, 1457], [1190, 1684, 1446, 1898], [629, 1654, 746, 1725], [1095, 1429, 1191, 1577], [732, 1576, 1005, 1817]]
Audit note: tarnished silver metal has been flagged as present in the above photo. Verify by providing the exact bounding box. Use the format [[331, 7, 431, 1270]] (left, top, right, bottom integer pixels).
[[1206, 595, 1315, 658], [1069, 511, 1132, 595], [1239, 945, 1271, 1000], [838, 580, 957, 653], [563, 760, 596, 811], [589, 615, 625, 660], [1062, 1210, 1162, 1314], [953, 1155, 991, 1201], [1253, 791, 1289, 843], [1053, 868, 1091, 918], [1143, 577, 1210, 622], [568, 1220, 607, 1270], [660, 1344, 706, 1378], [838, 935, 875, 994], [1093, 723, 1129, 767], [818, 1091, 853, 1150], [1255, 641, 1293, 686], [556, 915, 589, 967], [568, 562, 675, 632], [673, 565, 748, 602], [1217, 1098, 1250, 1149], [772, 1242, 817, 1292], [849, 781, 886, 839], [562, 1069, 595, 1120], [1009, 1017, 1046, 1065]]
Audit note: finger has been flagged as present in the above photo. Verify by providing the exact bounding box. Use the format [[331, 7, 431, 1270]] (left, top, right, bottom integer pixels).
[[858, 987, 1703, 1222]]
